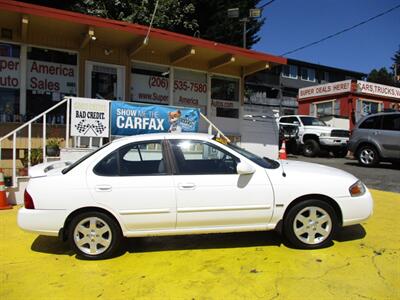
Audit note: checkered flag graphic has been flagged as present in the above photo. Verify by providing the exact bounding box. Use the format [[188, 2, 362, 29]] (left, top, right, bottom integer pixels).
[[74, 120, 90, 134], [92, 120, 107, 135]]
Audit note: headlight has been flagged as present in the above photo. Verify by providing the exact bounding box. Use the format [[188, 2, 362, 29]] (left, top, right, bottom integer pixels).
[[320, 132, 330, 137], [349, 180, 366, 197]]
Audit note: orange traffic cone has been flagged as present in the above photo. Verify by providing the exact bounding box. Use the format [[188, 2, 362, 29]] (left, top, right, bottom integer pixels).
[[279, 140, 288, 160], [0, 169, 12, 210]]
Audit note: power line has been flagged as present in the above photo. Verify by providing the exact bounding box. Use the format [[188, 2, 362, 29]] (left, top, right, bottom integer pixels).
[[259, 0, 276, 9], [281, 3, 400, 56]]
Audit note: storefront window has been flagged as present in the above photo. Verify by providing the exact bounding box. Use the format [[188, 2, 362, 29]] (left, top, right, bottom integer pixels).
[[26, 47, 77, 123], [173, 69, 207, 114], [211, 76, 239, 119], [313, 100, 340, 117], [0, 43, 20, 122], [131, 62, 169, 105]]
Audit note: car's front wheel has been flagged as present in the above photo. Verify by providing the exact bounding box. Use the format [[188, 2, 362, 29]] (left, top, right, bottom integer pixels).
[[303, 139, 320, 157], [283, 200, 338, 249], [68, 211, 122, 260]]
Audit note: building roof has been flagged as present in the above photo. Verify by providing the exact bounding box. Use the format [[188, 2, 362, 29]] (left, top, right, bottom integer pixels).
[[0, 0, 286, 77], [287, 58, 366, 78]]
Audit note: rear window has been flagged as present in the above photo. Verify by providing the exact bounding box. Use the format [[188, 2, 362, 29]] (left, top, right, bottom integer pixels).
[[382, 114, 400, 131], [359, 116, 382, 129]]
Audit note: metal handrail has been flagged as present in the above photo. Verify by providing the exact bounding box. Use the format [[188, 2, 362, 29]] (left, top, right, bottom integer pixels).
[[0, 97, 71, 188]]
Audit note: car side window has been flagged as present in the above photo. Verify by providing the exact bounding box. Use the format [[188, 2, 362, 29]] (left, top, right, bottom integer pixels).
[[359, 116, 382, 129], [93, 151, 119, 176], [170, 140, 238, 175], [119, 141, 166, 176], [93, 140, 166, 176], [382, 114, 400, 131]]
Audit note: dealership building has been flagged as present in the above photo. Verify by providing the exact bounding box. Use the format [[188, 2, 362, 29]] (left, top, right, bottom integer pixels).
[[0, 0, 289, 161], [298, 80, 400, 130]]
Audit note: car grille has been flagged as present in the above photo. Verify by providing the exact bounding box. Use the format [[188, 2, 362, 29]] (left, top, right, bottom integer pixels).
[[331, 130, 350, 137]]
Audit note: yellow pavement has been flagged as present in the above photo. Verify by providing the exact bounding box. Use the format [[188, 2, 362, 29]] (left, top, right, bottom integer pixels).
[[0, 189, 399, 300]]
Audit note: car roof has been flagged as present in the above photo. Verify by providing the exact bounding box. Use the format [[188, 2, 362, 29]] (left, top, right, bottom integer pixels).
[[279, 115, 311, 118], [113, 132, 214, 143]]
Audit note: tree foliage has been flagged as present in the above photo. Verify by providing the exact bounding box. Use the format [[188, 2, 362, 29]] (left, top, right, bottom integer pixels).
[[367, 67, 395, 86], [20, 0, 265, 49], [194, 0, 265, 49]]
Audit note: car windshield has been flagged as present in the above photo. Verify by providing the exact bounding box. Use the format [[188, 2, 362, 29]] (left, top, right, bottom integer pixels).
[[224, 142, 279, 169], [61, 142, 111, 174], [300, 117, 327, 126]]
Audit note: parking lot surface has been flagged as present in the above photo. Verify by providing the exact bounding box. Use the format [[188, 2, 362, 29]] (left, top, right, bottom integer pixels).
[[289, 155, 400, 193], [0, 189, 399, 300]]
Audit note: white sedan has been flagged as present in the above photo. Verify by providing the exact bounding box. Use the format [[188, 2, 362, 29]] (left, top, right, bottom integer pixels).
[[18, 133, 373, 259]]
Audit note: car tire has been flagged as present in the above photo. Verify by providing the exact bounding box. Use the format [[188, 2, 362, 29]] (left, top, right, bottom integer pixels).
[[283, 199, 338, 249], [357, 145, 379, 167], [332, 148, 348, 158], [68, 211, 122, 260], [303, 139, 320, 157]]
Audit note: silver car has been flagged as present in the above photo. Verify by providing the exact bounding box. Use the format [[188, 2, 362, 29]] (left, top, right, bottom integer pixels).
[[349, 112, 400, 167]]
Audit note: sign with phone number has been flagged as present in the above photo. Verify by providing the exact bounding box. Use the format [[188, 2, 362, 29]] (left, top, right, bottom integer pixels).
[[147, 76, 207, 93]]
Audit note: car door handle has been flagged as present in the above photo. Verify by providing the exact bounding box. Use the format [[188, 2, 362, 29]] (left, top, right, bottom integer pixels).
[[95, 185, 112, 192], [178, 183, 196, 190]]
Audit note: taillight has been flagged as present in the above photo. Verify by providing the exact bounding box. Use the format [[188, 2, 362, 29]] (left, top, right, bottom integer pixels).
[[24, 190, 35, 209]]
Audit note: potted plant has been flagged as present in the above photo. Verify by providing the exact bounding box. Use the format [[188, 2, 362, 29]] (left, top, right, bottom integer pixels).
[[19, 149, 43, 176], [46, 138, 62, 157]]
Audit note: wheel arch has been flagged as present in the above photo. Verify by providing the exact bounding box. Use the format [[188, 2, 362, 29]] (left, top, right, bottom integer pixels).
[[60, 206, 124, 241], [355, 141, 382, 158], [282, 194, 343, 227], [303, 134, 319, 144]]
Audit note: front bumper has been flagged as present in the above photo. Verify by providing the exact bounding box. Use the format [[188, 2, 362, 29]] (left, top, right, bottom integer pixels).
[[320, 137, 349, 147], [17, 207, 68, 236], [335, 188, 374, 226]]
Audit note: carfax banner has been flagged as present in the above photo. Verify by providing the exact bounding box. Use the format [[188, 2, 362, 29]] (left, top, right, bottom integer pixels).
[[110, 101, 200, 136]]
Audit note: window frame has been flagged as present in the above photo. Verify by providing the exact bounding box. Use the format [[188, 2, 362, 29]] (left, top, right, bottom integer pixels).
[[93, 139, 172, 177], [300, 67, 316, 82], [281, 65, 298, 79], [167, 139, 240, 175]]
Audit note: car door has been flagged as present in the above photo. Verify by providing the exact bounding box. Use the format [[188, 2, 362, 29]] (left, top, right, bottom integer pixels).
[[381, 114, 400, 159], [86, 140, 176, 231], [169, 139, 274, 229]]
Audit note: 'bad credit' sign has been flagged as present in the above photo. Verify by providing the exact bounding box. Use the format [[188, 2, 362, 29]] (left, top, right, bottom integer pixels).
[[71, 98, 110, 138], [111, 101, 199, 136]]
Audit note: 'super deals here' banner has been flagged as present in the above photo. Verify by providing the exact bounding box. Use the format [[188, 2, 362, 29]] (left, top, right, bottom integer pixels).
[[111, 102, 200, 136]]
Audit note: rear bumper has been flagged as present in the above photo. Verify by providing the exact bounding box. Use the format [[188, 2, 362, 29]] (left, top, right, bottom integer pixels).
[[336, 189, 374, 226], [17, 208, 68, 236]]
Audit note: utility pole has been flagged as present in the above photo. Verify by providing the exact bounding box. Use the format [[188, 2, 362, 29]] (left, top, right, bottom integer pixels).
[[227, 7, 261, 49]]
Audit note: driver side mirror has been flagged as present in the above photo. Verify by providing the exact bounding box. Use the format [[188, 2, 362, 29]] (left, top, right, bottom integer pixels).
[[236, 162, 255, 175]]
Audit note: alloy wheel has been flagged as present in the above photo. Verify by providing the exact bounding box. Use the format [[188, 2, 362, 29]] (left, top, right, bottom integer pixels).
[[73, 217, 112, 255], [293, 206, 332, 245], [359, 149, 375, 165]]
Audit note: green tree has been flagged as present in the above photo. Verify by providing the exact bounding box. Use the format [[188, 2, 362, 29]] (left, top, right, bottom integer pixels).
[[392, 46, 400, 82], [367, 67, 395, 86], [73, 0, 199, 35]]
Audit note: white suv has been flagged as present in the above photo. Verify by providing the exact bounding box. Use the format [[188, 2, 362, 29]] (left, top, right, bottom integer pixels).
[[279, 115, 350, 157]]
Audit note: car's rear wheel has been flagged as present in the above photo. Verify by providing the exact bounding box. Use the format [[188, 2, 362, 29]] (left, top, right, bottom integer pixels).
[[357, 145, 379, 167], [283, 199, 338, 249], [68, 211, 122, 260], [303, 139, 320, 157]]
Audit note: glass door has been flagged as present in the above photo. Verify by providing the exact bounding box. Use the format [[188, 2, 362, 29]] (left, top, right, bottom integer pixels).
[[85, 61, 125, 100]]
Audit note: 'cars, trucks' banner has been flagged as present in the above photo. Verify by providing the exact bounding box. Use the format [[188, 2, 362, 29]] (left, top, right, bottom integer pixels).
[[110, 101, 200, 136]]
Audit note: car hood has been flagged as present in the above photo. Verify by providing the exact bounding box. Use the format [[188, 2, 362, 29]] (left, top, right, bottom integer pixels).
[[266, 160, 359, 198], [302, 126, 332, 132]]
